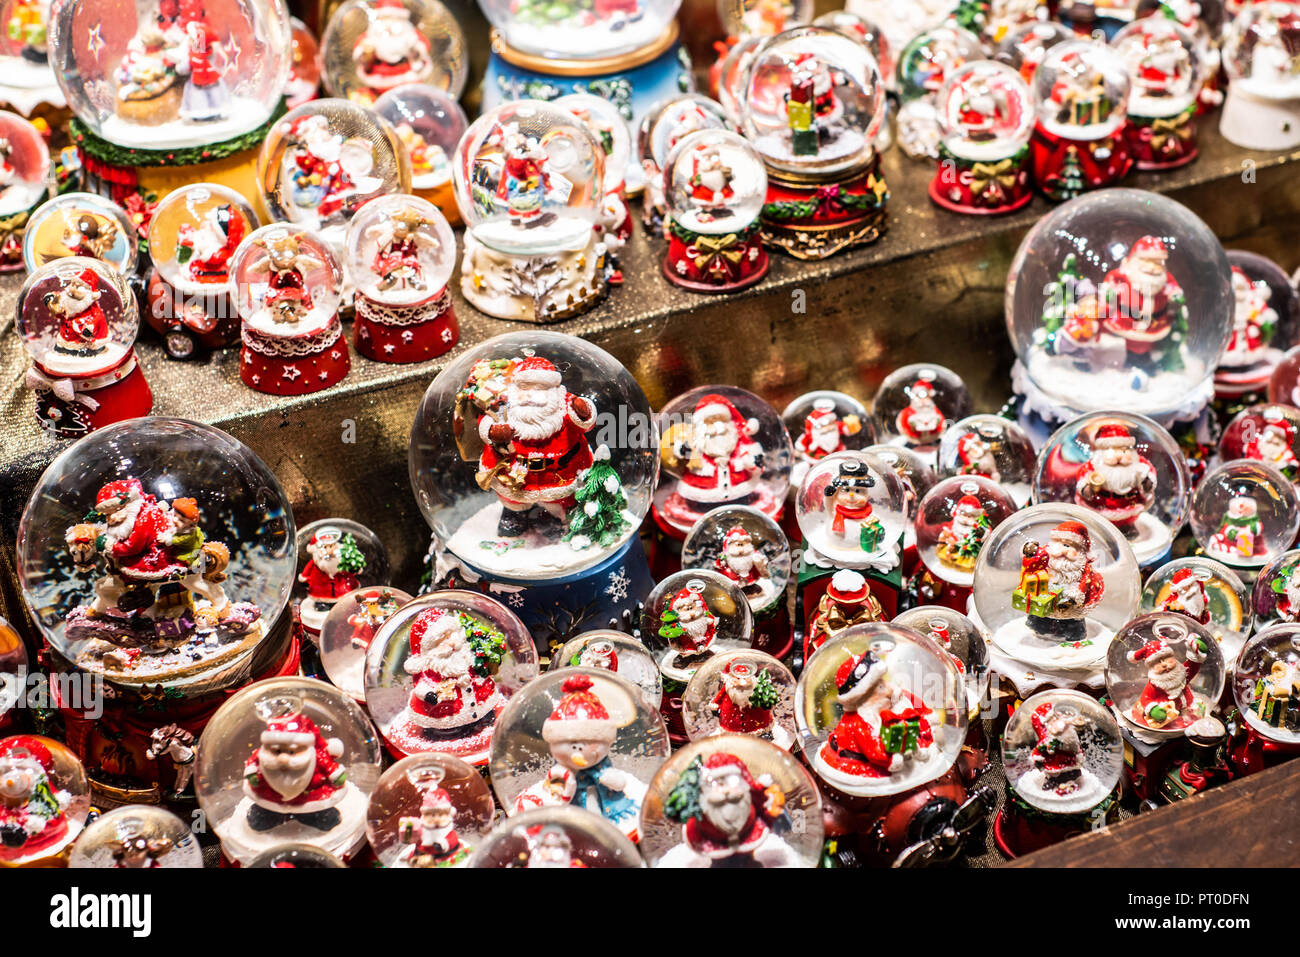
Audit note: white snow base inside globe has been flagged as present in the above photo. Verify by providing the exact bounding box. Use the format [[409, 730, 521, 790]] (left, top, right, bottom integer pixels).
[[1024, 347, 1207, 416], [98, 95, 276, 150], [38, 341, 130, 377], [989, 617, 1112, 671], [471, 213, 594, 257], [219, 783, 368, 865], [1014, 766, 1109, 815], [1123, 512, 1173, 567], [709, 721, 794, 751], [752, 127, 867, 171], [447, 500, 638, 580], [503, 18, 665, 61], [811, 728, 951, 798]]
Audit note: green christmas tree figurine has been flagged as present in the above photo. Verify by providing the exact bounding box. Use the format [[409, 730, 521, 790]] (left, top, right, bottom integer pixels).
[[564, 446, 630, 550], [658, 609, 684, 644]]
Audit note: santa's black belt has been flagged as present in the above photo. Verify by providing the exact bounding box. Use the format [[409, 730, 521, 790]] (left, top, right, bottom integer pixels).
[[828, 741, 870, 764], [524, 444, 581, 471]]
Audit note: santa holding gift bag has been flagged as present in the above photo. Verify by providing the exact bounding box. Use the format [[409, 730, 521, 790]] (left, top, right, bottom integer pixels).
[[401, 608, 502, 740], [397, 785, 468, 867], [49, 268, 110, 358], [795, 398, 859, 462], [1159, 567, 1211, 626]]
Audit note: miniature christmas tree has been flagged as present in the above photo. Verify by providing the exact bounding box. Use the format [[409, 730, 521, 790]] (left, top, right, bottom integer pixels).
[[658, 609, 684, 644], [458, 611, 506, 678], [564, 446, 630, 549], [1049, 147, 1086, 202], [338, 533, 368, 574], [749, 669, 779, 710], [663, 755, 703, 823], [1042, 252, 1084, 345], [951, 0, 990, 35]]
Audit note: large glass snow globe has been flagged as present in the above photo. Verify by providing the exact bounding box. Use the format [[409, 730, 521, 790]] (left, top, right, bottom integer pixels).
[[663, 129, 767, 237], [477, 0, 681, 60], [1032, 39, 1130, 141], [1113, 16, 1201, 119], [1001, 689, 1122, 815]]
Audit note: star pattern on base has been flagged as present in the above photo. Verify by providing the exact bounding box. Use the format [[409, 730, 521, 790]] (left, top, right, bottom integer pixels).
[[282, 365, 301, 381]]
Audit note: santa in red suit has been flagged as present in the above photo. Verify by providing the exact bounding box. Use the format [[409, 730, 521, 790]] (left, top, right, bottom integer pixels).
[[1244, 411, 1299, 480], [49, 268, 110, 358], [687, 144, 734, 223], [402, 608, 501, 737], [1128, 631, 1208, 731], [956, 429, 1000, 480], [956, 75, 1002, 142], [795, 398, 857, 462], [0, 736, 73, 862], [1099, 236, 1184, 356], [668, 586, 718, 656], [397, 786, 468, 867], [1159, 567, 1211, 626], [1018, 520, 1106, 622], [1223, 267, 1279, 367], [714, 526, 771, 598], [178, 1, 231, 122], [298, 528, 362, 602], [1029, 701, 1087, 796], [243, 708, 348, 830], [577, 638, 618, 671], [895, 378, 946, 445], [176, 204, 245, 283], [710, 661, 775, 735], [673, 394, 763, 506], [1073, 422, 1157, 528], [352, 0, 433, 96], [88, 478, 189, 583]]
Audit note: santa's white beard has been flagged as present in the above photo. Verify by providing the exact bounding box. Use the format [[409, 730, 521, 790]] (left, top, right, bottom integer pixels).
[[191, 220, 226, 260], [1172, 584, 1206, 617], [311, 549, 342, 577], [371, 24, 419, 63], [0, 766, 37, 802], [1047, 553, 1087, 603], [678, 610, 714, 641], [1043, 725, 1080, 758], [909, 401, 940, 429], [808, 425, 840, 453], [259, 748, 316, 801], [579, 650, 612, 669], [1093, 457, 1147, 495], [949, 513, 980, 540], [104, 499, 144, 546], [59, 289, 95, 318], [1148, 665, 1187, 698], [417, 639, 475, 678], [699, 425, 739, 459], [700, 789, 753, 838], [726, 679, 754, 707], [507, 385, 567, 442], [724, 551, 755, 576], [529, 848, 572, 868], [1128, 265, 1166, 301], [305, 130, 342, 163], [1257, 437, 1288, 463]]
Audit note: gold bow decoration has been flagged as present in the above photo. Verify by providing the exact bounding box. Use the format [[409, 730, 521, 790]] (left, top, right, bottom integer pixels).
[[691, 234, 745, 272], [1150, 112, 1192, 151], [968, 158, 1019, 198]]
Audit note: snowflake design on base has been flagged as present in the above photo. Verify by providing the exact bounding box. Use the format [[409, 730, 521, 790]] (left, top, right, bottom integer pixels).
[[605, 567, 630, 603]]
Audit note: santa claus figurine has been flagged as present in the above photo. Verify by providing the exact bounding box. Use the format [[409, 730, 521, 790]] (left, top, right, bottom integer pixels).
[[1098, 236, 1189, 368], [497, 124, 555, 231], [1012, 521, 1106, 638], [895, 378, 947, 446], [807, 569, 883, 655], [298, 527, 367, 633], [687, 143, 735, 225], [576, 638, 618, 671], [1269, 561, 1300, 623], [714, 526, 772, 600], [401, 608, 503, 743], [660, 752, 797, 867], [708, 661, 780, 737], [176, 203, 245, 284], [1027, 701, 1089, 797], [1243, 412, 1299, 481], [0, 737, 74, 862], [820, 459, 886, 556], [1222, 267, 1279, 368], [347, 588, 402, 650], [1074, 423, 1157, 529], [956, 430, 1000, 481], [288, 114, 378, 220], [660, 585, 718, 663], [352, 0, 433, 99], [525, 825, 585, 868], [48, 268, 109, 358], [670, 394, 764, 508], [1160, 568, 1211, 626], [795, 398, 861, 463], [936, 493, 990, 572], [243, 706, 349, 832], [1209, 496, 1264, 562], [397, 785, 469, 867], [1127, 630, 1208, 731]]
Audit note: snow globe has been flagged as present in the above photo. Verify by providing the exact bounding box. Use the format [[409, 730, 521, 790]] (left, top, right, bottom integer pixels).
[[364, 752, 495, 867], [782, 390, 874, 489], [0, 0, 64, 116], [893, 24, 982, 160], [892, 605, 991, 720], [681, 504, 791, 621], [1219, 404, 1300, 482], [995, 689, 1122, 857], [362, 591, 539, 763], [259, 98, 410, 254], [1250, 549, 1300, 632], [812, 10, 892, 83], [1028, 40, 1132, 200], [1142, 557, 1252, 668], [374, 83, 467, 222], [662, 128, 769, 292], [1271, 346, 1300, 407], [644, 569, 754, 684], [930, 60, 1034, 215], [230, 222, 349, 396], [1107, 612, 1224, 740], [0, 110, 49, 270], [795, 622, 967, 798], [972, 503, 1141, 684], [1033, 412, 1191, 568], [293, 517, 389, 637], [48, 0, 291, 215], [844, 0, 955, 81], [681, 649, 797, 750], [467, 805, 643, 867], [453, 100, 610, 322], [144, 182, 258, 359], [953, 0, 1047, 47], [320, 0, 467, 105], [550, 630, 663, 708], [915, 476, 1017, 589], [995, 19, 1074, 82], [1113, 17, 1200, 170], [742, 25, 889, 260], [1220, 1, 1300, 151], [410, 331, 657, 649], [195, 677, 382, 865], [638, 94, 732, 230], [555, 91, 635, 249], [0, 735, 88, 866], [1006, 189, 1233, 423], [638, 734, 823, 867], [725, 0, 812, 39], [67, 805, 202, 868], [344, 192, 457, 363], [285, 16, 321, 108], [16, 256, 151, 436], [795, 450, 907, 573], [1232, 623, 1300, 769], [320, 586, 412, 700], [22, 192, 136, 274], [1190, 459, 1300, 574], [653, 384, 793, 538], [246, 843, 345, 867], [488, 668, 670, 841], [936, 414, 1036, 506], [871, 362, 972, 453], [1218, 251, 1298, 398]]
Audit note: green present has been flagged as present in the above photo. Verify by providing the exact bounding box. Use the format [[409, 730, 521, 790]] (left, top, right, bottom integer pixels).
[[859, 519, 884, 554], [881, 717, 921, 755]]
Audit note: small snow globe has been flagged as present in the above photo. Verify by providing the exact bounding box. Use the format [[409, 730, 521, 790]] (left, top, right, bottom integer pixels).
[[795, 451, 907, 572], [467, 805, 643, 868], [1251, 549, 1300, 632], [343, 192, 455, 306], [972, 503, 1141, 673], [0, 109, 49, 268], [795, 622, 966, 798], [68, 805, 202, 868], [22, 193, 136, 274], [47, 0, 291, 149], [996, 19, 1074, 81], [147, 183, 258, 295], [1001, 689, 1122, 814], [285, 16, 321, 107], [782, 390, 874, 488], [374, 83, 466, 205], [936, 414, 1036, 506], [1032, 39, 1131, 141], [363, 591, 539, 763], [1033, 412, 1191, 567], [644, 569, 754, 682], [1006, 188, 1233, 417], [195, 677, 383, 865], [320, 585, 413, 699], [410, 330, 657, 580], [364, 752, 495, 867], [1190, 459, 1300, 571], [1221, 0, 1300, 151], [892, 605, 991, 718], [1271, 346, 1300, 407], [638, 735, 823, 867], [1220, 251, 1299, 397], [681, 504, 791, 617], [320, 0, 467, 105], [0, 735, 89, 865], [741, 25, 886, 177], [1106, 612, 1224, 737], [1113, 17, 1200, 168], [487, 668, 670, 841], [895, 23, 982, 103], [642, 94, 732, 175], [479, 0, 682, 60], [293, 517, 389, 634], [17, 256, 137, 379], [915, 476, 1018, 588], [681, 649, 798, 749], [724, 0, 812, 39], [1142, 557, 1252, 665], [16, 417, 295, 689], [0, 619, 27, 725], [550, 630, 664, 708], [654, 384, 793, 536], [813, 10, 892, 81], [862, 444, 936, 529], [1233, 622, 1300, 744], [871, 362, 972, 452], [1219, 404, 1300, 483]]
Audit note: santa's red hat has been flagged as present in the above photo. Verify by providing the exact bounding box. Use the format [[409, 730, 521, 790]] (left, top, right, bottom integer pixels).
[[806, 398, 838, 424], [698, 752, 773, 814], [957, 431, 987, 457], [542, 675, 617, 746], [825, 569, 869, 604], [671, 583, 708, 611], [1093, 423, 1135, 450], [955, 494, 983, 513], [408, 607, 461, 656], [1170, 567, 1201, 587], [693, 394, 759, 437], [512, 355, 562, 388], [75, 267, 100, 290], [1128, 638, 1176, 668], [1050, 521, 1090, 550], [420, 787, 453, 813], [1130, 236, 1168, 261], [96, 477, 144, 509], [835, 650, 887, 697], [907, 378, 935, 399], [1029, 701, 1057, 739], [722, 526, 753, 549], [371, 0, 410, 14], [928, 619, 951, 645]]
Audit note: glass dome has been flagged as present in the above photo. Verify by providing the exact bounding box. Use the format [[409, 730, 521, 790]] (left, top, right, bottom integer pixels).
[[478, 0, 681, 60], [1233, 622, 1300, 745], [936, 413, 1036, 506], [285, 15, 321, 108], [1001, 689, 1122, 814], [1006, 188, 1233, 416], [725, 0, 812, 38], [410, 331, 657, 580], [320, 0, 467, 104], [196, 677, 382, 865], [681, 504, 791, 617], [452, 100, 604, 257], [718, 34, 766, 128], [16, 256, 137, 379], [364, 752, 495, 867], [555, 92, 632, 194], [0, 734, 89, 864], [1190, 459, 1300, 569], [487, 668, 669, 841], [343, 192, 455, 306], [48, 0, 291, 149], [363, 591, 539, 763], [643, 569, 754, 683], [374, 83, 466, 192], [892, 605, 991, 718], [895, 24, 982, 103], [1220, 252, 1297, 395], [0, 109, 48, 218], [681, 649, 797, 749], [1250, 549, 1300, 633], [638, 734, 822, 867], [1113, 16, 1200, 117], [663, 129, 767, 235], [1106, 611, 1224, 738], [813, 9, 892, 81], [17, 417, 295, 689], [795, 622, 966, 798], [741, 25, 886, 176], [550, 629, 663, 708], [467, 805, 643, 867], [230, 223, 341, 344], [996, 19, 1074, 82], [862, 444, 936, 531], [1141, 557, 1252, 666], [972, 503, 1141, 672], [22, 193, 136, 274], [68, 805, 202, 868], [871, 362, 972, 452], [641, 95, 732, 175], [795, 450, 907, 571], [915, 475, 1018, 588], [1032, 39, 1131, 139], [936, 59, 1034, 161], [1219, 403, 1300, 482], [147, 183, 258, 294], [293, 517, 389, 634], [782, 389, 874, 474], [319, 585, 412, 699], [1222, 0, 1300, 93]]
